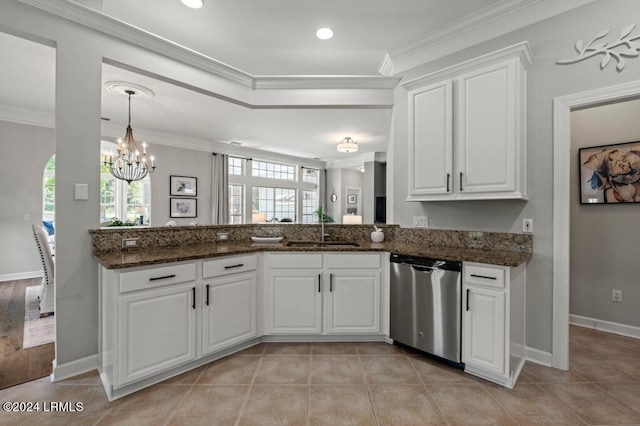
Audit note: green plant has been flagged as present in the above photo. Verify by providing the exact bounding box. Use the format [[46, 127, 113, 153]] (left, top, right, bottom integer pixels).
[[315, 206, 334, 223], [106, 218, 137, 227]]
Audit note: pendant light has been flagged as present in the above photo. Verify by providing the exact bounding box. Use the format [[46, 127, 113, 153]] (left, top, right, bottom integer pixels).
[[103, 90, 156, 184]]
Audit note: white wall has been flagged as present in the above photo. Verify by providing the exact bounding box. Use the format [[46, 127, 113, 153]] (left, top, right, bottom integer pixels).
[[148, 144, 213, 226], [390, 0, 640, 352], [0, 120, 55, 280], [570, 99, 640, 327]]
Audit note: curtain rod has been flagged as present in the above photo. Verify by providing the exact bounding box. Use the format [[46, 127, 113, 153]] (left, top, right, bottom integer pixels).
[[212, 152, 252, 161]]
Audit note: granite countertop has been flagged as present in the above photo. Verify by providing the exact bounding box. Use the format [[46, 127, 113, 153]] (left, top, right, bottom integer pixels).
[[93, 239, 531, 270]]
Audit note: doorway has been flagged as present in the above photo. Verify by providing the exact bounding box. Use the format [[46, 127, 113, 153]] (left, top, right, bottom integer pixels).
[[552, 80, 640, 369]]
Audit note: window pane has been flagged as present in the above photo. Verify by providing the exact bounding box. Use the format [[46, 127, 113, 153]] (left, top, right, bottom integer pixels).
[[302, 167, 319, 185], [302, 190, 318, 223], [229, 156, 244, 176], [229, 184, 244, 224], [253, 186, 295, 222], [251, 160, 295, 181], [43, 155, 55, 220]]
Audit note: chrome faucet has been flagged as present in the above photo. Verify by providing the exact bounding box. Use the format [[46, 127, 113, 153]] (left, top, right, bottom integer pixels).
[[319, 205, 329, 242]]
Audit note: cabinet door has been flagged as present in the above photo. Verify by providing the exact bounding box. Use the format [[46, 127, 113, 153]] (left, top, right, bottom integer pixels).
[[325, 270, 380, 334], [202, 272, 257, 356], [407, 80, 453, 198], [118, 282, 197, 385], [267, 270, 322, 334], [462, 285, 506, 376], [457, 60, 517, 194]]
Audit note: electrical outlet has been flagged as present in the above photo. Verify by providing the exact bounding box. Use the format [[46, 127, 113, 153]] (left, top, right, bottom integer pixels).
[[413, 216, 429, 228], [121, 238, 139, 248], [522, 218, 533, 233], [217, 232, 229, 241], [612, 289, 623, 302]]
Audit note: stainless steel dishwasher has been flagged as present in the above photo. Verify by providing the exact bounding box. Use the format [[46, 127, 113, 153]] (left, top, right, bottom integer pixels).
[[390, 253, 463, 366]]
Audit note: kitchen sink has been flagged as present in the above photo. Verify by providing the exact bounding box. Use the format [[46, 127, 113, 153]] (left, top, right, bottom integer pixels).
[[286, 241, 360, 248]]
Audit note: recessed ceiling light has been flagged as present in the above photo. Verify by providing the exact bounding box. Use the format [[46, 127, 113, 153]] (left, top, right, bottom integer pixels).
[[316, 28, 334, 40], [181, 0, 204, 9]]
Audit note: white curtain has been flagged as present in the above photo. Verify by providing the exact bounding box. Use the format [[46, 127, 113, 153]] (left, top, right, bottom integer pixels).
[[211, 153, 229, 224]]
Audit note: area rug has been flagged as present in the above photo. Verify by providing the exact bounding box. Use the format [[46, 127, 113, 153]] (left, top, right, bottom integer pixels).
[[22, 286, 55, 349]]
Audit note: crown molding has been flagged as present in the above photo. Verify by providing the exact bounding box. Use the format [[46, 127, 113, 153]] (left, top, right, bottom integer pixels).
[[378, 54, 394, 77], [18, 0, 398, 91], [0, 104, 54, 128], [401, 41, 533, 91], [253, 75, 400, 90], [387, 0, 597, 75]]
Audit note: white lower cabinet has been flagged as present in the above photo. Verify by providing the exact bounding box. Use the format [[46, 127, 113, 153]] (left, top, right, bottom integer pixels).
[[265, 253, 383, 336], [462, 261, 525, 388], [202, 255, 258, 354], [118, 281, 197, 385], [100, 254, 259, 400], [326, 269, 380, 334]]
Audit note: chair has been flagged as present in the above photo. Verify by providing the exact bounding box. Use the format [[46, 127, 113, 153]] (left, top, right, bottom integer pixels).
[[32, 224, 55, 317]]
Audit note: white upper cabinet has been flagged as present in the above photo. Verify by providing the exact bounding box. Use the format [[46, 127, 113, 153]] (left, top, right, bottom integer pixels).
[[409, 80, 454, 196], [404, 42, 532, 201]]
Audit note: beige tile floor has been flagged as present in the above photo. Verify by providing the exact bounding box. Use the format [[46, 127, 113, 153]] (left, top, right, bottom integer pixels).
[[1, 325, 640, 425]]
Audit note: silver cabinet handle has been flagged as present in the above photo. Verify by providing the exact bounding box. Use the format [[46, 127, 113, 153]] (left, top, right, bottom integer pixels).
[[446, 173, 450, 192], [318, 274, 321, 293], [330, 274, 334, 292], [192, 287, 196, 310], [459, 172, 463, 191]]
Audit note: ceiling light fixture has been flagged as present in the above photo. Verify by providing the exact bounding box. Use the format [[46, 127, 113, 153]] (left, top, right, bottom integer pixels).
[[181, 0, 204, 9], [316, 28, 334, 40], [103, 90, 156, 184], [337, 137, 358, 153]]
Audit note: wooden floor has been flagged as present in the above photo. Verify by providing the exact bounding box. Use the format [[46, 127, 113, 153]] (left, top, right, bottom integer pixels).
[[0, 278, 54, 390]]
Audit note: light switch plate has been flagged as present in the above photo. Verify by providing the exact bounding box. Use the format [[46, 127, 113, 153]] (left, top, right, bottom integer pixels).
[[74, 183, 89, 200]]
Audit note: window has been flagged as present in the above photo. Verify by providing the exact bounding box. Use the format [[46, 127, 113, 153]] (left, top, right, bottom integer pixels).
[[100, 141, 151, 225], [302, 190, 318, 223], [229, 156, 244, 176], [253, 186, 296, 222], [252, 160, 296, 181], [42, 155, 55, 220], [229, 184, 244, 224], [227, 157, 319, 224], [302, 167, 319, 184]]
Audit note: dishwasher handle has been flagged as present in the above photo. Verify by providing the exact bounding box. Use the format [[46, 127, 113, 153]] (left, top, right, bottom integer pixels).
[[411, 265, 438, 272]]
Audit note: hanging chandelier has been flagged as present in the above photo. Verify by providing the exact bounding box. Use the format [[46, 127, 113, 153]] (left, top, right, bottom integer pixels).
[[337, 137, 358, 153], [103, 89, 155, 184]]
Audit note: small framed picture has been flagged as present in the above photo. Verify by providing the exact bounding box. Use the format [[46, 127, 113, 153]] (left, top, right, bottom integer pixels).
[[347, 194, 357, 204], [170, 198, 197, 218], [170, 175, 197, 197]]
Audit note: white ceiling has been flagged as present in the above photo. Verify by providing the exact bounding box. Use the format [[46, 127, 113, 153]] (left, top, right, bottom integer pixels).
[[0, 0, 588, 164]]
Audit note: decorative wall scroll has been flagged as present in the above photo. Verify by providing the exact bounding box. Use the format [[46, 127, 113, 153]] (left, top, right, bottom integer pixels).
[[557, 24, 640, 72]]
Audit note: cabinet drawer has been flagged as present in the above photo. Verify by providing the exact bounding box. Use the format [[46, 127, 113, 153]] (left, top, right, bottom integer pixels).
[[326, 253, 380, 269], [268, 253, 323, 269], [119, 263, 196, 293], [464, 264, 505, 289], [203, 254, 258, 278]]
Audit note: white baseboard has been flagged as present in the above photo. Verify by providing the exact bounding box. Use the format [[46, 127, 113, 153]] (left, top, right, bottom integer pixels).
[[0, 271, 43, 283], [525, 345, 553, 367], [51, 354, 99, 382], [570, 314, 640, 339]]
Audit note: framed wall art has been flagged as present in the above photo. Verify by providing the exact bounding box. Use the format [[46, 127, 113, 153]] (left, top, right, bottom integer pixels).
[[347, 194, 357, 204], [170, 175, 197, 197], [579, 140, 640, 204], [170, 198, 197, 218]]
